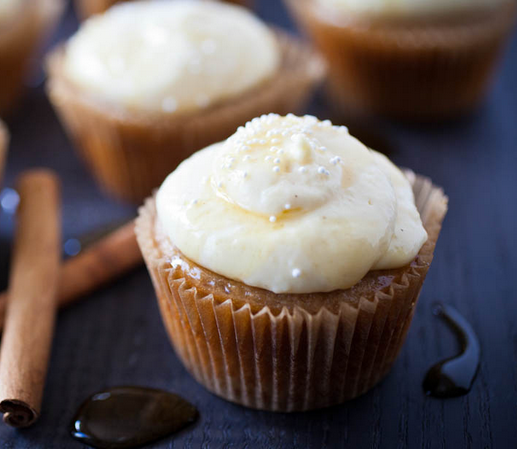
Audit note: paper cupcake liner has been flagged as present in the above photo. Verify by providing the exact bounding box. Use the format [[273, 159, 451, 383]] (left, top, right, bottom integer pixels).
[[286, 0, 517, 120], [223, 0, 252, 6], [0, 0, 64, 116], [135, 173, 448, 411], [0, 120, 8, 183], [46, 32, 326, 203], [75, 0, 120, 19], [75, 0, 252, 20]]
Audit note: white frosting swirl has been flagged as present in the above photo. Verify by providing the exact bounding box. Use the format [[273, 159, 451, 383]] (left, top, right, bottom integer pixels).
[[156, 114, 428, 294], [316, 0, 508, 17], [62, 0, 279, 113]]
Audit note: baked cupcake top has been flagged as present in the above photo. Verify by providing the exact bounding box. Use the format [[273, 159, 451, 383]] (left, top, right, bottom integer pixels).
[[62, 0, 279, 114], [156, 114, 428, 294], [0, 0, 22, 24], [316, 0, 508, 17]]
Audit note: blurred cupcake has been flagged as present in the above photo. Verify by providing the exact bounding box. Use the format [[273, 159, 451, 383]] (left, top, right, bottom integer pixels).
[[0, 120, 8, 180], [286, 0, 517, 119], [0, 0, 63, 116], [136, 113, 448, 411], [75, 0, 253, 20], [47, 1, 325, 202]]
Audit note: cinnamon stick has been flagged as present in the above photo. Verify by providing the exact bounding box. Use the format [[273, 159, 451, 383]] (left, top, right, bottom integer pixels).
[[0, 170, 61, 428], [0, 221, 142, 333]]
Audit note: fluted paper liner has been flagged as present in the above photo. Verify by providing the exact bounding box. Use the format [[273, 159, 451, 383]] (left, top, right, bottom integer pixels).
[[136, 173, 447, 411], [0, 120, 8, 182], [46, 32, 326, 203], [75, 0, 120, 19], [0, 0, 64, 116], [286, 0, 517, 119]]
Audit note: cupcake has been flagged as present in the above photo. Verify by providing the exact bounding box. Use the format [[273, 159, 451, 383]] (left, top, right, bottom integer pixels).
[[0, 0, 63, 116], [75, 0, 253, 20], [0, 120, 8, 180], [285, 0, 517, 119], [135, 113, 448, 411], [47, 1, 325, 202]]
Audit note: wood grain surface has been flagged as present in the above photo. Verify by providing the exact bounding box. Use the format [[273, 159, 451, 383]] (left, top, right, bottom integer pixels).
[[0, 1, 516, 447]]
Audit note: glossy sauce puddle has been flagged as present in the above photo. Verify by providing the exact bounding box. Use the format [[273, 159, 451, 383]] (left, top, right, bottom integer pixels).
[[71, 386, 198, 448]]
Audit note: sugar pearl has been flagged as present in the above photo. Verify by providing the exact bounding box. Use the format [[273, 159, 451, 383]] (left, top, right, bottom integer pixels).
[[195, 94, 210, 108], [162, 97, 178, 113], [201, 38, 217, 54]]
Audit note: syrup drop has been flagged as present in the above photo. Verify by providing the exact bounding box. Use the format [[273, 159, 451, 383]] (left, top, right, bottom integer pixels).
[[423, 304, 481, 398]]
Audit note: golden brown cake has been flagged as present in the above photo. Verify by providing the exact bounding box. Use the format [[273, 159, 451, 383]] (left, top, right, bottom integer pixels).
[[286, 0, 517, 120], [75, 0, 120, 18], [135, 114, 448, 411], [47, 2, 325, 203], [0, 0, 63, 116], [0, 120, 8, 181], [75, 0, 252, 20]]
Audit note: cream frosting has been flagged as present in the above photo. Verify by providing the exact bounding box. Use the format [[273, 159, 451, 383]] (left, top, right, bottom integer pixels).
[[156, 114, 427, 294], [62, 0, 279, 114], [315, 0, 508, 17], [0, 0, 22, 23]]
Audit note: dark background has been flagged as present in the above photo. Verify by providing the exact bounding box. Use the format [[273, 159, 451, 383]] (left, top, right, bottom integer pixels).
[[1, 1, 516, 447]]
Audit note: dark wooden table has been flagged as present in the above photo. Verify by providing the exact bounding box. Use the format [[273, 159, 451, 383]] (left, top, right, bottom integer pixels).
[[1, 1, 516, 448]]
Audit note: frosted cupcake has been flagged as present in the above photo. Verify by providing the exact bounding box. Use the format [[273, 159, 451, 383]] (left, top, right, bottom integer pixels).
[[48, 0, 325, 202], [75, 0, 252, 20], [286, 0, 517, 119], [136, 113, 448, 411], [0, 0, 63, 116]]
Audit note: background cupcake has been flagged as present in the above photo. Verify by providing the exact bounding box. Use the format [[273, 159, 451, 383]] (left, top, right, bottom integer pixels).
[[0, 0, 63, 116], [286, 0, 517, 120], [47, 0, 325, 203], [136, 114, 448, 411]]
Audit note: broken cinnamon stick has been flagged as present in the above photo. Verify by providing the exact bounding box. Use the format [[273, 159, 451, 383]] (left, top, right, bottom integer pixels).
[[0, 170, 61, 428], [0, 220, 142, 333]]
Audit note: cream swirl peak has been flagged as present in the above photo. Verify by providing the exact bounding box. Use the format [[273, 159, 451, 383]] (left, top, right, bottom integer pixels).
[[63, 0, 279, 113], [212, 115, 351, 218], [156, 114, 428, 294]]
